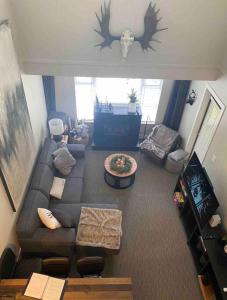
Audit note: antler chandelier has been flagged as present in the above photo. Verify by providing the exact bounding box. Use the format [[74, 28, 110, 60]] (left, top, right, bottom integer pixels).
[[94, 1, 167, 59]]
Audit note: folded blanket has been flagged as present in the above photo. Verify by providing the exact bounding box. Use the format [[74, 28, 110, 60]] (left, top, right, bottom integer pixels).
[[76, 207, 122, 250]]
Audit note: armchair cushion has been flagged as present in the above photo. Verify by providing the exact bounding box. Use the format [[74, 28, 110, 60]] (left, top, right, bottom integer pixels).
[[149, 124, 181, 152], [140, 124, 181, 163]]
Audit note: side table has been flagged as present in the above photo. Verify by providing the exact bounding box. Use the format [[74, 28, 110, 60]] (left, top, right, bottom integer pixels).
[[68, 134, 89, 146], [51, 134, 68, 144]]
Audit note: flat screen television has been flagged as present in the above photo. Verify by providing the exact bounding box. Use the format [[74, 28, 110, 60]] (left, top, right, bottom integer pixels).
[[183, 152, 219, 229]]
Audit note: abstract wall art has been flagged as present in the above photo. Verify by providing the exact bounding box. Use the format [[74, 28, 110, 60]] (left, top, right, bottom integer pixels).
[[0, 20, 34, 212]]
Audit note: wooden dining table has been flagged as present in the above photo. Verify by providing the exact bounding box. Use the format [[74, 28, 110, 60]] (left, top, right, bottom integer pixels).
[[0, 277, 133, 299]]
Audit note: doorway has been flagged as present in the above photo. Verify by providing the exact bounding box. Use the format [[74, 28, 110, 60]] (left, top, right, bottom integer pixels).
[[192, 91, 225, 163]]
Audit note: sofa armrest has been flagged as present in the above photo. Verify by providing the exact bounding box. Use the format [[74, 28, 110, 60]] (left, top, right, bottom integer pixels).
[[33, 228, 76, 245], [16, 191, 49, 239], [67, 144, 85, 159], [18, 228, 76, 256]]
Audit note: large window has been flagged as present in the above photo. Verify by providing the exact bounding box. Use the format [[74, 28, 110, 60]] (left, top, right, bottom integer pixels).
[[75, 77, 163, 122]]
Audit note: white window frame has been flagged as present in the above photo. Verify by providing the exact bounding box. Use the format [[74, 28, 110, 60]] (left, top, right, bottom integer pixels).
[[140, 79, 163, 123], [75, 77, 163, 123]]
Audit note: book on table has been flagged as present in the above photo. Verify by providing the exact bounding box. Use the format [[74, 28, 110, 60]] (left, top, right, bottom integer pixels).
[[24, 272, 66, 300]]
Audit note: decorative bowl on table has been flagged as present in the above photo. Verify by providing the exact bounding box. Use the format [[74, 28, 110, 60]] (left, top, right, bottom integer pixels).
[[110, 154, 132, 174]]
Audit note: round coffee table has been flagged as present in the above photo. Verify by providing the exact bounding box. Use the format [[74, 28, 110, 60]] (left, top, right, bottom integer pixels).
[[104, 153, 137, 189]]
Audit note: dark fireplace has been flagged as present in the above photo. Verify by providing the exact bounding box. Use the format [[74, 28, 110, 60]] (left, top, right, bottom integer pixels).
[[93, 104, 142, 150]]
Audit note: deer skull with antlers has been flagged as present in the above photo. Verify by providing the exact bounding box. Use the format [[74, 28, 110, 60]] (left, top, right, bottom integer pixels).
[[94, 1, 167, 59]]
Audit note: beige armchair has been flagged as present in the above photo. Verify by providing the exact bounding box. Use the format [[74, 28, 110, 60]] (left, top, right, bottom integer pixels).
[[140, 124, 182, 165]]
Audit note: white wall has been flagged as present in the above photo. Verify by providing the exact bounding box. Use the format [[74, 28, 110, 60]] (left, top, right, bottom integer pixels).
[[0, 0, 48, 254], [55, 77, 77, 122], [10, 0, 227, 80], [179, 71, 227, 229], [22, 74, 48, 149], [179, 81, 206, 151]]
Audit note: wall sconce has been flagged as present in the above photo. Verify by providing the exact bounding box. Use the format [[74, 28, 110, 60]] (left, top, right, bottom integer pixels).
[[186, 90, 197, 105]]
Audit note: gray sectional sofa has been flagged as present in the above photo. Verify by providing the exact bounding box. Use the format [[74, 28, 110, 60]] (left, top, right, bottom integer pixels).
[[16, 138, 115, 256]]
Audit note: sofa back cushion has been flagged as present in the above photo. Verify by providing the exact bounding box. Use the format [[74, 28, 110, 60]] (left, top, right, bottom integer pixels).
[[38, 138, 57, 168], [31, 163, 54, 198], [16, 190, 49, 238]]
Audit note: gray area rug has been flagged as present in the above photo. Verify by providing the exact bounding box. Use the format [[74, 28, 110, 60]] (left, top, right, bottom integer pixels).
[[82, 149, 202, 300]]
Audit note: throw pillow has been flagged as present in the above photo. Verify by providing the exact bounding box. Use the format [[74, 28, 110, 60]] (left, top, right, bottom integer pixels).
[[50, 177, 66, 199], [51, 209, 74, 228], [37, 208, 61, 230], [52, 147, 76, 176], [52, 146, 68, 157]]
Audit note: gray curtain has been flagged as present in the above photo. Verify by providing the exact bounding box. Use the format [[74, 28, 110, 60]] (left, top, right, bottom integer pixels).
[[163, 80, 191, 131], [42, 76, 56, 115]]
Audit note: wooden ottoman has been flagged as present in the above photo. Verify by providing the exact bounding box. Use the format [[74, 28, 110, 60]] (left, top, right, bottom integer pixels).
[[76, 207, 122, 255]]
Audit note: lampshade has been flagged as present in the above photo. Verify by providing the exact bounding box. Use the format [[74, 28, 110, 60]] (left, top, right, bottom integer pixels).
[[48, 118, 64, 135]]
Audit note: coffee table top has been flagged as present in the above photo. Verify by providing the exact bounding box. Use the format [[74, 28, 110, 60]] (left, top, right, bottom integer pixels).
[[104, 153, 137, 178]]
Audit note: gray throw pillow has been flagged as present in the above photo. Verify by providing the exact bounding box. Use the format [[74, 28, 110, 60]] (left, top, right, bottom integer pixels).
[[51, 209, 74, 228], [52, 147, 76, 176]]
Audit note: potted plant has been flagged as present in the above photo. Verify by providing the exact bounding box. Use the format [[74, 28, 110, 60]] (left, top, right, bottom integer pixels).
[[128, 89, 138, 114]]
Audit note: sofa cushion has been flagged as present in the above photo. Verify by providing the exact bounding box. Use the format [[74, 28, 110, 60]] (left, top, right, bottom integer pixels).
[[67, 144, 85, 159], [67, 159, 85, 178], [16, 190, 49, 238], [59, 177, 83, 204], [31, 164, 54, 198], [48, 203, 119, 227], [38, 138, 57, 168], [51, 209, 75, 228]]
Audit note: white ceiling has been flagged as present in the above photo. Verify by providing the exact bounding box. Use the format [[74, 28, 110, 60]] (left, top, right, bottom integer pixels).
[[10, 0, 227, 79]]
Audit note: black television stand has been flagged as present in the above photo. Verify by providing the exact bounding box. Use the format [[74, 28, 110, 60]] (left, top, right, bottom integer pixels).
[[174, 174, 227, 299]]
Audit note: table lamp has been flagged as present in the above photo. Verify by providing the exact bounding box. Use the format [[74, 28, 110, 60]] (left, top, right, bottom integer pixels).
[[48, 118, 64, 142]]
